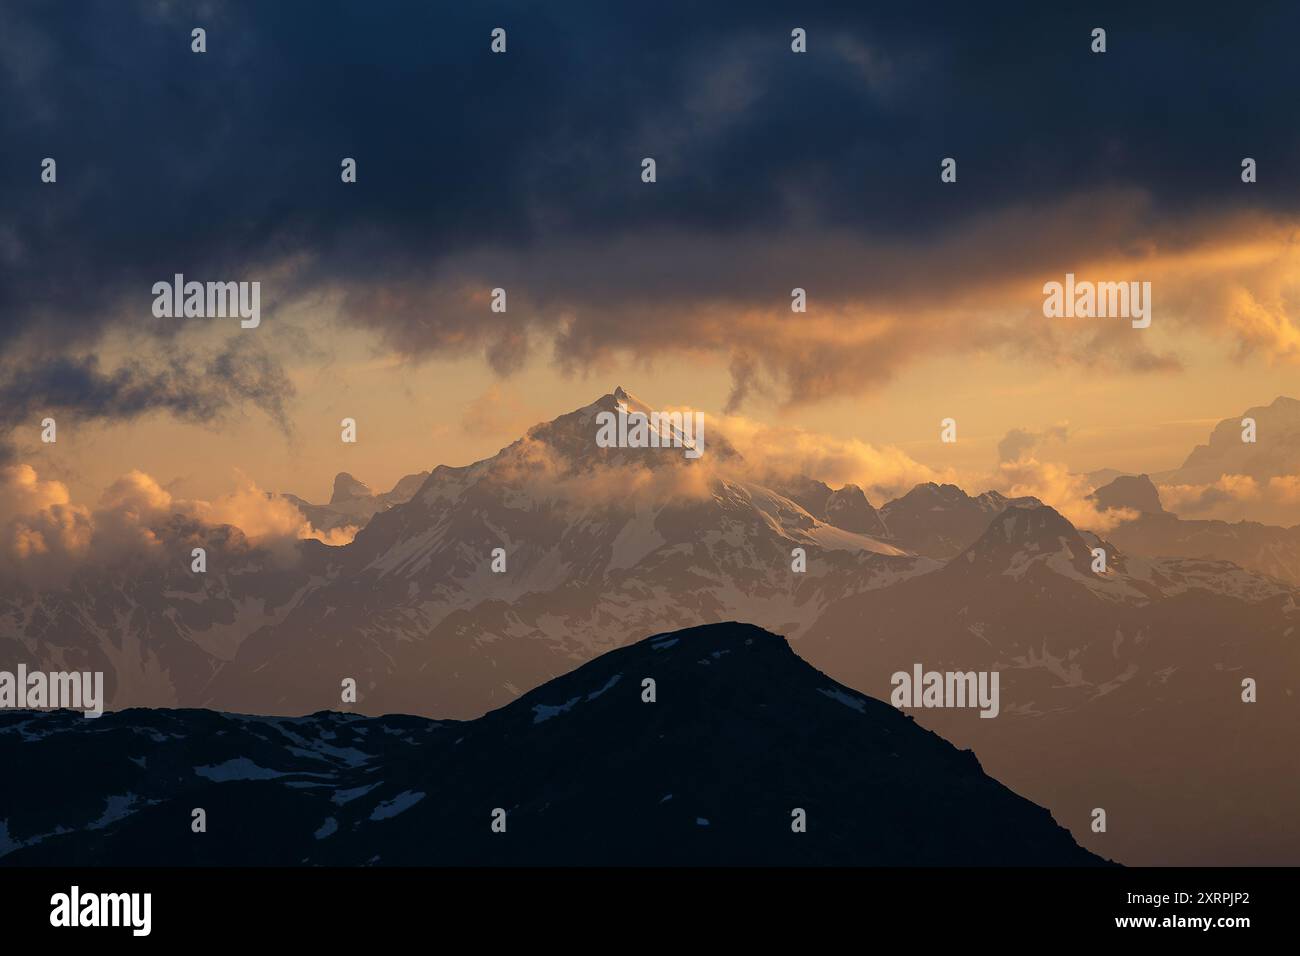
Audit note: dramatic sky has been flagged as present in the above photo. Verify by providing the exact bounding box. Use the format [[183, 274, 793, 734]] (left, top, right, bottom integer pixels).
[[4, 1, 1300, 528]]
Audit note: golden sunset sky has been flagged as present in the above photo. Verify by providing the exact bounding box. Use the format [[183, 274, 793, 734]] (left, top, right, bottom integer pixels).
[[6, 4, 1300, 538]]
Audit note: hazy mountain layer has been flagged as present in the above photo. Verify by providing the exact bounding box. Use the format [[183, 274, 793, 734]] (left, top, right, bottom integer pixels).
[[803, 506, 1300, 865]]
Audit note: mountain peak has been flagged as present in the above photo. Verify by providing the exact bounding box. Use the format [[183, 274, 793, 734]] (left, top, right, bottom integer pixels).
[[1088, 473, 1165, 515], [954, 504, 1092, 576], [0, 621, 1106, 866], [608, 385, 655, 415], [824, 483, 889, 536], [990, 504, 1080, 545], [520, 387, 739, 466], [878, 483, 1043, 559], [330, 472, 373, 504], [911, 482, 969, 502], [570, 386, 657, 421]]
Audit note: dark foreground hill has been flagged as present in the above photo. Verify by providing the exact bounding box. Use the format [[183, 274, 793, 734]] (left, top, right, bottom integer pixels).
[[0, 623, 1106, 866]]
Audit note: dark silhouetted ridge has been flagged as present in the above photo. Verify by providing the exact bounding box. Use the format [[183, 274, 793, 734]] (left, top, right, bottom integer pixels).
[[0, 623, 1107, 866]]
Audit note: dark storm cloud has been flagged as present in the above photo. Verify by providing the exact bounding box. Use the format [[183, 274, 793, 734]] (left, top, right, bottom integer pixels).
[[2, 0, 1298, 410], [0, 338, 295, 439]]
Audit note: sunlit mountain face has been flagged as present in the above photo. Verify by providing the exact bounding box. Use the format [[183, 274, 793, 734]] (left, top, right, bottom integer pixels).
[[2, 2, 1299, 873]]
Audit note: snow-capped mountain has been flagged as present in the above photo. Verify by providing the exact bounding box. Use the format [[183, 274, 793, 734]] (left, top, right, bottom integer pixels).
[[1, 388, 931, 719], [200, 387, 928, 718], [0, 622, 1105, 866]]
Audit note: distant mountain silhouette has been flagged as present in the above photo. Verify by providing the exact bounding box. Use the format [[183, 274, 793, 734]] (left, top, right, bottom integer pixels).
[[1089, 474, 1300, 585], [1088, 474, 1167, 515], [878, 483, 1043, 558], [1106, 513, 1300, 586], [281, 470, 431, 533], [0, 623, 1106, 866], [1081, 398, 1300, 526], [330, 472, 373, 503], [1160, 396, 1300, 485]]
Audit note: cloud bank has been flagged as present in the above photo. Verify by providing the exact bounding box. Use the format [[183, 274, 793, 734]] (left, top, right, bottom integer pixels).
[[0, 464, 351, 584], [5, 1, 1300, 440]]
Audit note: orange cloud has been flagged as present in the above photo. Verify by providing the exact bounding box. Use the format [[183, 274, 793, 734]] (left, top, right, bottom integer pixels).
[[715, 414, 952, 500], [993, 456, 1135, 532], [0, 465, 94, 563], [0, 464, 354, 582], [1156, 473, 1300, 523]]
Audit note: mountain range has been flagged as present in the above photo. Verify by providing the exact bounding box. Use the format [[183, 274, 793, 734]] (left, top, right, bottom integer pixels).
[[1089, 473, 1300, 585], [2, 387, 1297, 865]]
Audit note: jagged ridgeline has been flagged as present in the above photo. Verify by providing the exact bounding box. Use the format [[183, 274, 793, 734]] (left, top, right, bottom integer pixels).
[[0, 623, 1107, 866]]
